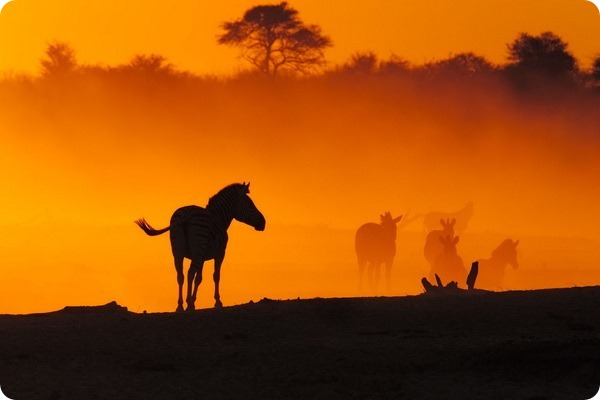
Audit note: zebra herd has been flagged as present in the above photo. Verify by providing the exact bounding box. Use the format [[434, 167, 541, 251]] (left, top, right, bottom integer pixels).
[[355, 213, 519, 292], [135, 182, 518, 312]]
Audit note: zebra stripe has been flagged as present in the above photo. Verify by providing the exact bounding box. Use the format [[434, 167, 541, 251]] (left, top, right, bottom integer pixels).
[[169, 205, 219, 262]]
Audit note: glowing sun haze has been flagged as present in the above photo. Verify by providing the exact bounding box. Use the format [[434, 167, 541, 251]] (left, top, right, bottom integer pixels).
[[0, 0, 599, 74]]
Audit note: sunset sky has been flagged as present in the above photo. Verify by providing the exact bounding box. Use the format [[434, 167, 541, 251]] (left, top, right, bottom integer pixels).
[[0, 0, 599, 75], [1, 1, 600, 314]]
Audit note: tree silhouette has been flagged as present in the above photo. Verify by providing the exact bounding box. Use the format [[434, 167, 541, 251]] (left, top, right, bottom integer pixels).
[[379, 54, 411, 76], [217, 2, 331, 76], [337, 53, 411, 77], [506, 32, 577, 79], [425, 52, 494, 79], [343, 51, 379, 75], [126, 54, 174, 74], [40, 41, 77, 78]]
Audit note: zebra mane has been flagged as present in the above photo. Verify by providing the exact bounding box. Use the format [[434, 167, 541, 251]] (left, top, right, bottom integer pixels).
[[207, 183, 249, 207]]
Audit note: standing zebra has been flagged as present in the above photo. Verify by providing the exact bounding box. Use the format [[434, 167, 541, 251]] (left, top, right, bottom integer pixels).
[[355, 212, 402, 292], [135, 182, 266, 311]]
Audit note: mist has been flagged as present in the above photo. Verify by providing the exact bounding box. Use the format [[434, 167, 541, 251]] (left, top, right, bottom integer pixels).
[[1, 50, 599, 312]]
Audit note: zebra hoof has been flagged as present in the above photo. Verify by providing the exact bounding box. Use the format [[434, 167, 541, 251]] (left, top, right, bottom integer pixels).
[[176, 305, 185, 313], [214, 300, 223, 308], [186, 304, 195, 312]]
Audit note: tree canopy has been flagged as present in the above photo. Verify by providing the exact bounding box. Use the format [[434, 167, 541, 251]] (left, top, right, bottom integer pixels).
[[506, 32, 577, 78], [217, 2, 332, 76], [40, 41, 77, 77]]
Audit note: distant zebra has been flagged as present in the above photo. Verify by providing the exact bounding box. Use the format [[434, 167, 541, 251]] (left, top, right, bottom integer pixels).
[[423, 218, 456, 270], [355, 212, 402, 292], [431, 235, 466, 284], [135, 182, 266, 311], [476, 239, 519, 290]]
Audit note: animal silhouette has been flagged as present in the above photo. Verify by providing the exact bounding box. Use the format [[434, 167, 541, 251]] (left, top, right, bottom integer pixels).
[[423, 202, 473, 234], [476, 239, 519, 290], [355, 212, 402, 291], [430, 235, 466, 284], [135, 182, 266, 311], [423, 218, 456, 268]]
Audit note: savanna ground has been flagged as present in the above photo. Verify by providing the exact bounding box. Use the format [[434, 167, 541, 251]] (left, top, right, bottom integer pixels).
[[1, 286, 599, 400]]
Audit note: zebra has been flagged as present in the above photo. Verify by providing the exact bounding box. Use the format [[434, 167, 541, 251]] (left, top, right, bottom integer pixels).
[[423, 218, 456, 271], [431, 234, 466, 284], [475, 239, 519, 290], [134, 182, 266, 311], [355, 212, 402, 292]]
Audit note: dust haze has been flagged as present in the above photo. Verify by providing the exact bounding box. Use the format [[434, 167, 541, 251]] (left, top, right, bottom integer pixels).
[[1, 50, 599, 312]]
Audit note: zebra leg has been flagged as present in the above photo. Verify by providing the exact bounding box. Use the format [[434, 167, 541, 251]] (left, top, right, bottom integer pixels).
[[186, 259, 204, 311], [213, 255, 224, 308], [186, 260, 199, 311], [174, 256, 185, 312]]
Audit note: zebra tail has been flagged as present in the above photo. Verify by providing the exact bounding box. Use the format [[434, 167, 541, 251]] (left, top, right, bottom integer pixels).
[[134, 218, 170, 236]]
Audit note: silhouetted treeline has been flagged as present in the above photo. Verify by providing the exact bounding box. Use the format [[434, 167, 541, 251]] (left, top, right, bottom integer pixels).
[[1, 32, 600, 162], [3, 31, 600, 92]]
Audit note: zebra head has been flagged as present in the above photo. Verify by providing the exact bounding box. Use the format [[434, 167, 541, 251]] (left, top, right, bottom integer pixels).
[[233, 182, 266, 231], [380, 212, 402, 241], [492, 239, 519, 269]]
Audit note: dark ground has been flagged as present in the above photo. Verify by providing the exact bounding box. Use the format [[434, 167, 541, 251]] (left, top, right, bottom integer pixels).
[[1, 286, 599, 400]]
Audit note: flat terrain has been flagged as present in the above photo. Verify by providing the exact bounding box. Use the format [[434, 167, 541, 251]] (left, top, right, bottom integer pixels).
[[1, 287, 599, 399]]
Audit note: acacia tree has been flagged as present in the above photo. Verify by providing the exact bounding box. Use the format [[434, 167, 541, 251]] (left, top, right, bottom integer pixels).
[[217, 2, 332, 76]]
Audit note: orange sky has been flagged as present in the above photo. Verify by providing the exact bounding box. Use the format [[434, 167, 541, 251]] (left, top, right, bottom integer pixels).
[[1, 1, 600, 314], [0, 0, 599, 75]]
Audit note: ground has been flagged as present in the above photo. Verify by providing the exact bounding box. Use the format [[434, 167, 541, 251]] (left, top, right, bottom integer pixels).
[[1, 286, 599, 399]]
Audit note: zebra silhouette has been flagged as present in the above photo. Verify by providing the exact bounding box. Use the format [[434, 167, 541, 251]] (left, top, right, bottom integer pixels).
[[423, 218, 456, 270], [135, 182, 266, 311], [431, 234, 466, 284], [355, 212, 402, 292], [476, 239, 519, 290]]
